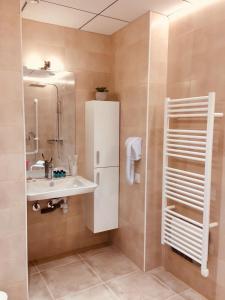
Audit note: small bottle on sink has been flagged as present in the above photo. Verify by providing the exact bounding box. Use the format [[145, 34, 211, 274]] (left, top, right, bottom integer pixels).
[[68, 155, 78, 177]]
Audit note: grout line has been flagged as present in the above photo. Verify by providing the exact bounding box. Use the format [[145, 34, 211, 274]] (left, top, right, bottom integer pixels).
[[79, 245, 115, 260], [166, 294, 185, 300], [103, 271, 141, 300], [29, 272, 40, 277], [78, 254, 104, 282], [35, 256, 82, 272], [39, 272, 56, 300], [40, 0, 97, 15], [55, 282, 104, 300], [78, 253, 139, 299], [79, 0, 120, 30], [39, 0, 130, 28], [97, 14, 129, 23], [152, 269, 190, 293], [180, 288, 205, 298], [78, 254, 121, 299], [149, 273, 176, 293], [104, 270, 139, 285], [30, 250, 138, 299], [150, 271, 189, 297], [23, 0, 194, 31], [29, 270, 40, 276], [80, 245, 139, 265], [53, 254, 107, 300], [79, 253, 139, 284], [143, 11, 152, 272], [103, 283, 120, 299], [29, 262, 40, 276]]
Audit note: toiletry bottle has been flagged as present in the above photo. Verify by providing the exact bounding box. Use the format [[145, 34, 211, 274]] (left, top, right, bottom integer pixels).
[[71, 155, 78, 177]]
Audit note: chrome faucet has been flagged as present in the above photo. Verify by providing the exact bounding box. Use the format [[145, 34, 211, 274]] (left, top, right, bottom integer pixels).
[[42, 154, 53, 179]]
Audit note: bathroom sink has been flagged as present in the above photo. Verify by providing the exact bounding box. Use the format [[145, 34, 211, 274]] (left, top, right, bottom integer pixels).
[[27, 176, 97, 201]]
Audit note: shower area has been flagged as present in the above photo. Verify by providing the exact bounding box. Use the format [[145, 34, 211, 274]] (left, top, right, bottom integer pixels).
[[23, 67, 76, 173]]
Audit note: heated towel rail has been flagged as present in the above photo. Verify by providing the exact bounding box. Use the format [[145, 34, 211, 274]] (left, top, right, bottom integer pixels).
[[161, 92, 223, 277]]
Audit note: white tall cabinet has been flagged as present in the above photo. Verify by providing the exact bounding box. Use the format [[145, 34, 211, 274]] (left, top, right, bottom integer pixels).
[[85, 101, 119, 233]]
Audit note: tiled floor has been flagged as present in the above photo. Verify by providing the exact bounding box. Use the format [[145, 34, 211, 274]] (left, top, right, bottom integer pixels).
[[28, 246, 208, 300]]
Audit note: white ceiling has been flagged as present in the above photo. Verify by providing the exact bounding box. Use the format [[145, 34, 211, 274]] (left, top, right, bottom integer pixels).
[[21, 0, 193, 35]]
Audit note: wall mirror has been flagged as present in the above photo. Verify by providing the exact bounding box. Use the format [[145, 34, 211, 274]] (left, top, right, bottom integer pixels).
[[23, 67, 76, 177]]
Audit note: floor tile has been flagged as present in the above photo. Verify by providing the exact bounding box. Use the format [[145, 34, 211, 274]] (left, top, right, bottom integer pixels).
[[79, 246, 112, 260], [83, 246, 139, 282], [29, 273, 52, 300], [36, 254, 81, 271], [61, 284, 117, 300], [151, 267, 189, 293], [107, 270, 175, 300], [28, 247, 208, 300], [41, 261, 101, 299], [181, 289, 208, 300]]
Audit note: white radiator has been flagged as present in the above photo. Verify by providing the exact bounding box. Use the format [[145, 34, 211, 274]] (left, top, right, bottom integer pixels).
[[161, 92, 223, 277]]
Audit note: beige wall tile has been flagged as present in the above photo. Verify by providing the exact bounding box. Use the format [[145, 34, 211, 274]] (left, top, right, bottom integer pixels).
[[27, 198, 109, 260], [110, 13, 150, 270], [111, 12, 169, 273], [0, 1, 27, 299], [165, 2, 225, 298], [0, 180, 25, 210], [145, 13, 169, 271], [4, 281, 28, 300], [0, 71, 23, 101], [0, 14, 22, 71], [22, 19, 113, 261]]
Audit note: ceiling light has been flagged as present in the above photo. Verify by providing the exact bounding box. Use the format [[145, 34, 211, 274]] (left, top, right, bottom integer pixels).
[[29, 0, 40, 4], [169, 0, 217, 19]]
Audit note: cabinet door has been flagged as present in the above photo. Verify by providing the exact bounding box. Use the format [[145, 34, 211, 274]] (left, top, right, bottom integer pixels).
[[94, 102, 119, 168], [93, 167, 119, 233]]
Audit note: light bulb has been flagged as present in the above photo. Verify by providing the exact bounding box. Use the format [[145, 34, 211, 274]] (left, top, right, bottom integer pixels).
[[29, 0, 40, 4]]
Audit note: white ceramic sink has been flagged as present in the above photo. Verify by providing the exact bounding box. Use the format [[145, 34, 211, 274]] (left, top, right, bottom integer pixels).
[[27, 176, 97, 201]]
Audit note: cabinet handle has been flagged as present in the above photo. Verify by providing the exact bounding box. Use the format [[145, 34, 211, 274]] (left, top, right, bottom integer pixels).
[[96, 151, 100, 165], [96, 172, 100, 185]]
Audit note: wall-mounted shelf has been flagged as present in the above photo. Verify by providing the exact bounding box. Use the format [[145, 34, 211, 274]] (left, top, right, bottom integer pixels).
[[161, 92, 223, 277]]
